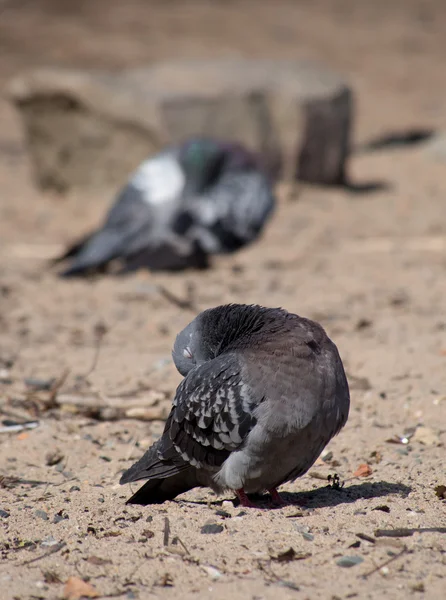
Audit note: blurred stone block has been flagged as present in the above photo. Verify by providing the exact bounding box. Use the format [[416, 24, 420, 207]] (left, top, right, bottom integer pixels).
[[8, 59, 354, 193]]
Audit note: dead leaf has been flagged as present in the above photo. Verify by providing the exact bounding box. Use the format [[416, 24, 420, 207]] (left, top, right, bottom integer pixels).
[[353, 463, 373, 477], [63, 576, 99, 599], [434, 485, 446, 499]]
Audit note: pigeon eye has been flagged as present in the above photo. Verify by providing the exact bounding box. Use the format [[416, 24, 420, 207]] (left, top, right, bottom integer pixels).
[[183, 346, 193, 359]]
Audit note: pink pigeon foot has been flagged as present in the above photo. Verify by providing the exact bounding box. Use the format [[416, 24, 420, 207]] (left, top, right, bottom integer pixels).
[[236, 488, 258, 508], [269, 487, 287, 506]]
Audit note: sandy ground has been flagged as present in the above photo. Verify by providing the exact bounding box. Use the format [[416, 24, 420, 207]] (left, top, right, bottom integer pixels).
[[1, 1, 446, 599]]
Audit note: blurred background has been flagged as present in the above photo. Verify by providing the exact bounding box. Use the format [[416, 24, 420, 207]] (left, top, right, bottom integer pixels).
[[1, 2, 446, 596]]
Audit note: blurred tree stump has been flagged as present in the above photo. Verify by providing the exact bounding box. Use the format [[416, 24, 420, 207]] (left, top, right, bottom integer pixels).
[[8, 59, 354, 193]]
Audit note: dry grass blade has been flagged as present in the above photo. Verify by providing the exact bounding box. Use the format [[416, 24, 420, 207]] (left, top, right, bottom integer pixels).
[[361, 547, 407, 579], [20, 542, 66, 566]]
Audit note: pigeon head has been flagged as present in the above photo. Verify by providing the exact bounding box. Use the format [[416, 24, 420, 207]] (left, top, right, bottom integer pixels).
[[179, 138, 227, 193], [219, 141, 260, 171], [172, 303, 288, 376], [179, 138, 261, 192], [172, 316, 214, 376]]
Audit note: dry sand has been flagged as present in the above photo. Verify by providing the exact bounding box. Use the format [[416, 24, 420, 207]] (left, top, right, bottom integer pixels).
[[0, 1, 445, 599]]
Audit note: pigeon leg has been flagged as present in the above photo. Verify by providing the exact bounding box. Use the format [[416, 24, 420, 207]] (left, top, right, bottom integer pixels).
[[236, 488, 258, 508], [268, 487, 286, 506]]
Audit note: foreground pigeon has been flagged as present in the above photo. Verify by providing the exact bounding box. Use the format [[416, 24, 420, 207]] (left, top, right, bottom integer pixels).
[[120, 303, 350, 507], [54, 138, 275, 276]]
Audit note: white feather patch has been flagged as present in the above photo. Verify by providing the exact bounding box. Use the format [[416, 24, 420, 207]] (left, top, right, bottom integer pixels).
[[131, 155, 185, 206]]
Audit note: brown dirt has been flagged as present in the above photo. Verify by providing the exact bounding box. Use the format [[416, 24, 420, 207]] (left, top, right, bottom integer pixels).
[[0, 1, 445, 599]]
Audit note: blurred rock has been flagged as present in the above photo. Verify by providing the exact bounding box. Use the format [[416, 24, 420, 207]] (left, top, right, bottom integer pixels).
[[9, 59, 353, 192], [424, 131, 446, 162]]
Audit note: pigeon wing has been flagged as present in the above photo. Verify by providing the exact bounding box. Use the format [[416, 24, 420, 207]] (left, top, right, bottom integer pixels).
[[166, 353, 261, 469], [121, 353, 261, 485], [60, 184, 154, 275]]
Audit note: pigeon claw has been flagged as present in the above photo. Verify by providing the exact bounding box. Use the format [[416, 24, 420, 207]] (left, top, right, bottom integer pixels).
[[236, 488, 258, 508], [269, 487, 286, 506]]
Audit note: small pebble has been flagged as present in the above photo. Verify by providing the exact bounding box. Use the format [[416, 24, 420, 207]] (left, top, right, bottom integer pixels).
[[336, 555, 364, 568], [302, 532, 314, 541], [201, 523, 224, 534], [215, 509, 231, 519], [53, 514, 65, 524], [0, 509, 10, 518], [45, 450, 64, 466], [69, 486, 81, 492], [40, 536, 59, 547], [34, 510, 48, 521]]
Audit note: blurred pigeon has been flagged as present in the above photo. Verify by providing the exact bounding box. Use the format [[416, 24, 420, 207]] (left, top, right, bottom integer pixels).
[[120, 303, 350, 507], [54, 138, 275, 276]]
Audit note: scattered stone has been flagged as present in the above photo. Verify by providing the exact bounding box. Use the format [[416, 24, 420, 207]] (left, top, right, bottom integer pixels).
[[69, 486, 80, 492], [43, 570, 63, 584], [9, 59, 353, 192], [321, 451, 333, 463], [141, 529, 155, 539], [34, 509, 49, 521], [215, 509, 232, 519], [355, 318, 372, 331], [412, 426, 439, 446], [40, 536, 59, 547], [24, 377, 55, 391], [202, 565, 223, 580], [411, 582, 426, 593], [434, 485, 446, 499], [302, 532, 314, 541], [424, 131, 446, 162], [45, 450, 64, 466], [336, 555, 364, 568], [0, 509, 10, 518], [200, 523, 224, 535], [53, 512, 68, 524]]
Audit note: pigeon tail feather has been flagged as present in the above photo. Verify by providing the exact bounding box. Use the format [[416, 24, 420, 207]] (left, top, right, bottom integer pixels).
[[124, 469, 201, 505]]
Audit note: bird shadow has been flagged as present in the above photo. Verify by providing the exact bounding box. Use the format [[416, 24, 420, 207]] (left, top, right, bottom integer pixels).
[[178, 480, 411, 510], [342, 180, 392, 195], [278, 480, 412, 509], [334, 127, 436, 196], [354, 127, 435, 154]]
